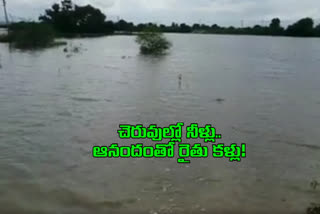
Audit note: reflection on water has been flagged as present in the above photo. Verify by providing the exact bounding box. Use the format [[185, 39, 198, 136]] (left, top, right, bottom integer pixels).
[[1, 34, 320, 214]]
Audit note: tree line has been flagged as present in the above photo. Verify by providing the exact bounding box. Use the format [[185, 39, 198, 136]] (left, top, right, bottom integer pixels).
[[39, 0, 320, 37]]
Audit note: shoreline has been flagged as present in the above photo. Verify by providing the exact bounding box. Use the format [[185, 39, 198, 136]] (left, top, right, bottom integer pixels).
[[1, 27, 320, 39], [60, 31, 320, 39]]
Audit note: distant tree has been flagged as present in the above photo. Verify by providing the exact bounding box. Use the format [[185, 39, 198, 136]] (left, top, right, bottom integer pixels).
[[128, 22, 135, 31], [192, 24, 200, 30], [147, 23, 158, 29], [159, 24, 166, 32], [200, 24, 210, 31], [227, 26, 236, 33], [286, 18, 314, 37], [39, 3, 65, 32], [270, 18, 280, 29], [211, 24, 220, 30], [73, 5, 106, 33], [38, 5, 320, 38], [269, 18, 284, 35], [240, 27, 252, 35], [104, 21, 115, 34], [209, 24, 221, 33], [116, 19, 125, 30], [115, 20, 136, 31], [39, 0, 110, 34], [252, 25, 269, 35], [136, 23, 147, 31], [169, 22, 179, 32], [315, 24, 320, 37], [171, 22, 178, 28], [61, 0, 73, 11], [179, 23, 192, 33]]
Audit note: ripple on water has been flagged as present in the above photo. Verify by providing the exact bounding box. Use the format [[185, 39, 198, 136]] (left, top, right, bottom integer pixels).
[[283, 142, 320, 150], [1, 33, 320, 214], [104, 65, 119, 70], [257, 66, 292, 81], [0, 182, 141, 213], [269, 133, 320, 151], [57, 111, 73, 117], [97, 198, 139, 209], [22, 122, 47, 128], [193, 176, 222, 184], [115, 81, 129, 85], [231, 125, 259, 135], [71, 97, 100, 102]]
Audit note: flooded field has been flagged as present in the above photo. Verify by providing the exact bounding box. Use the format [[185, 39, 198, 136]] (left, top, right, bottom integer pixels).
[[0, 33, 320, 214]]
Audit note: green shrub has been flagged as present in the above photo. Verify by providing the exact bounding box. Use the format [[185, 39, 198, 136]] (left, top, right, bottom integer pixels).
[[307, 204, 320, 214], [135, 27, 171, 55], [0, 22, 60, 49]]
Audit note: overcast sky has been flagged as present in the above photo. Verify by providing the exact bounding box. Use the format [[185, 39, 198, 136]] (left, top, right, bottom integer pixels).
[[2, 0, 320, 26]]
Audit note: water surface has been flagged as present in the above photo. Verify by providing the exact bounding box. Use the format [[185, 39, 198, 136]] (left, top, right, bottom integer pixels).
[[0, 34, 320, 214]]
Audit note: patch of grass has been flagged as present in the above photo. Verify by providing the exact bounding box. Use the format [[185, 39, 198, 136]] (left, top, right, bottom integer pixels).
[[0, 22, 65, 49], [136, 27, 171, 55]]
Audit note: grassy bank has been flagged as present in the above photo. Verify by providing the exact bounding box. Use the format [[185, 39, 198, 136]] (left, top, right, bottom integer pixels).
[[0, 22, 66, 49]]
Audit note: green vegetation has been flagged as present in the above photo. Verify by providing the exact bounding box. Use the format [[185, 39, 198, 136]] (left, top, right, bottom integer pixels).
[[123, 18, 319, 37], [286, 18, 315, 37], [268, 18, 284, 35], [0, 22, 66, 49], [307, 204, 320, 214], [136, 28, 172, 55], [316, 25, 320, 37], [39, 0, 113, 35], [37, 1, 320, 38]]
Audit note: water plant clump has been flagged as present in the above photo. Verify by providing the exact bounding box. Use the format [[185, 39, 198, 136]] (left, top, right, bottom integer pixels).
[[0, 22, 66, 49], [135, 27, 172, 55], [310, 180, 319, 190], [307, 203, 320, 214]]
